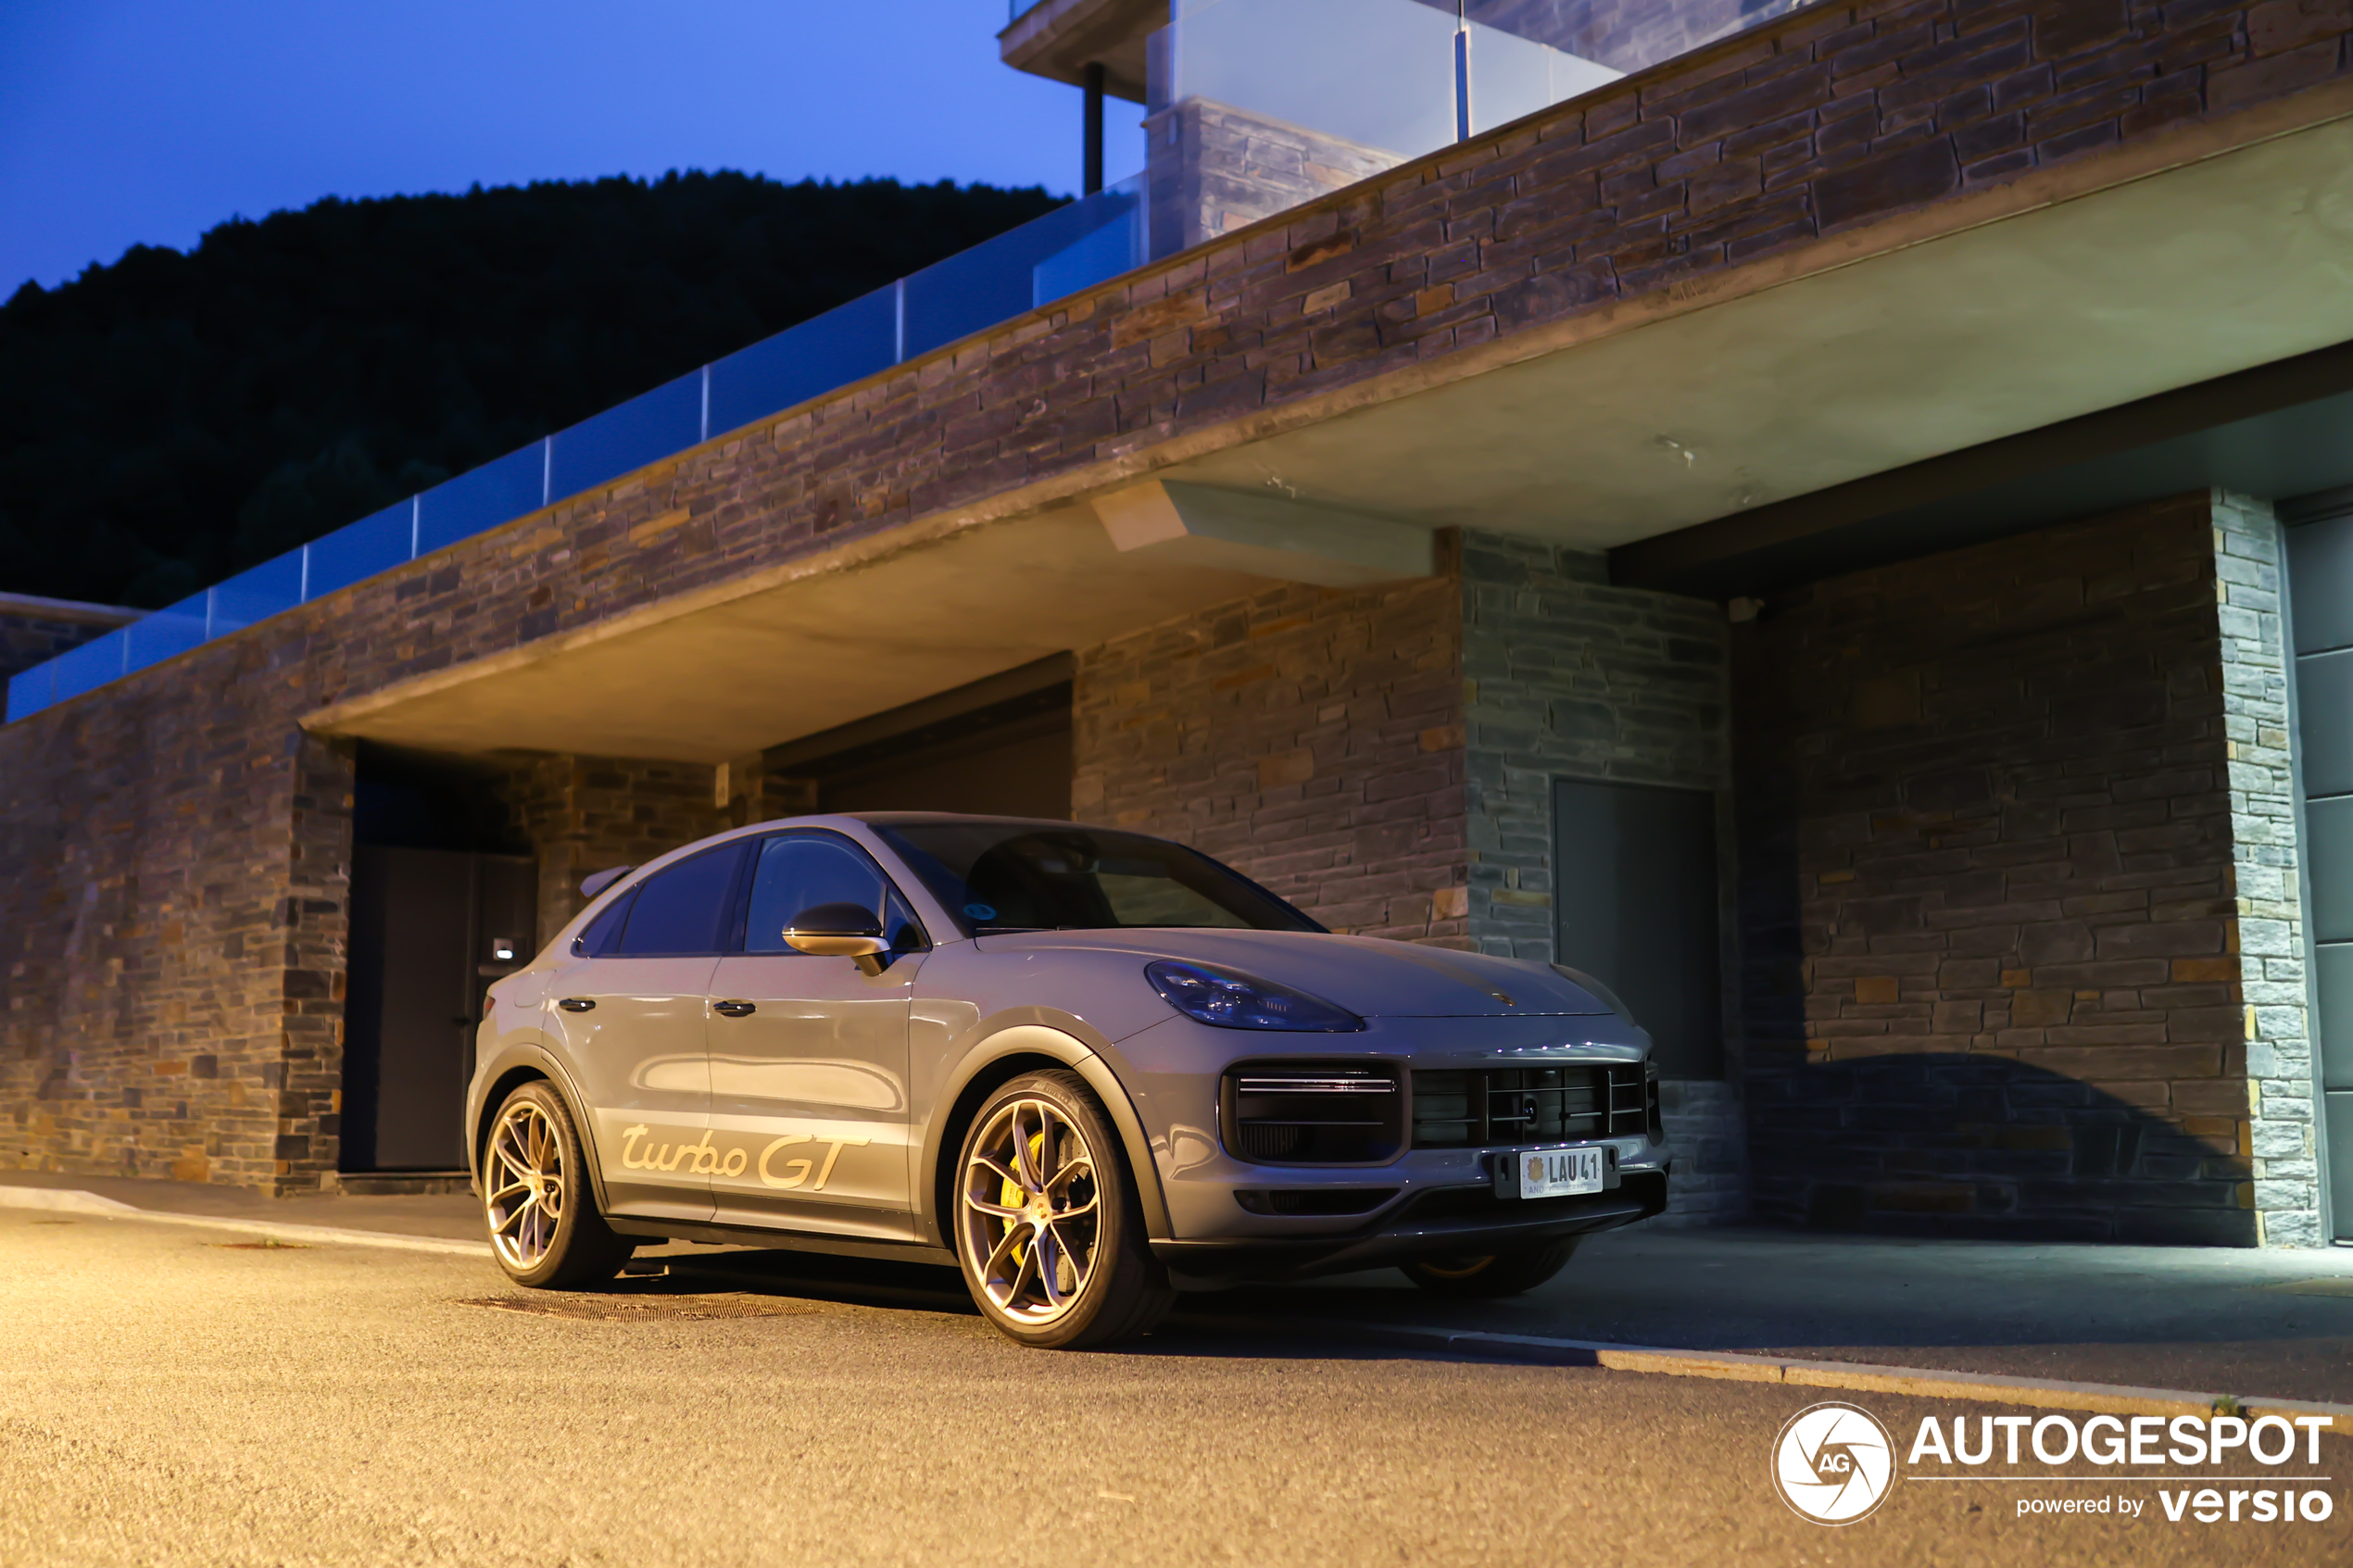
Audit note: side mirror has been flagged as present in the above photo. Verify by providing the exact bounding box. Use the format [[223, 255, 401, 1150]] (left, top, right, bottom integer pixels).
[[782, 902, 890, 975]]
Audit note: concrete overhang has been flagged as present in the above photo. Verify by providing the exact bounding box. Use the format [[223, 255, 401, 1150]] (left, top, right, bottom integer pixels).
[[999, 0, 1163, 100], [310, 87, 2353, 764], [302, 497, 1436, 763], [1139, 97, 2353, 550]]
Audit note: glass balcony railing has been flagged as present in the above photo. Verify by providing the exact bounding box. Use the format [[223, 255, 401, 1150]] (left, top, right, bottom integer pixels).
[[4, 173, 1147, 724]]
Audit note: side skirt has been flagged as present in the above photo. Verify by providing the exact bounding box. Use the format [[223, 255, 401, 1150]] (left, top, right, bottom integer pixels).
[[607, 1215, 956, 1268]]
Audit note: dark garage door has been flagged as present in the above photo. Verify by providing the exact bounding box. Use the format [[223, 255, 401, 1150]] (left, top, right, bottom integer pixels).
[[344, 847, 535, 1171], [1552, 777, 1724, 1081]]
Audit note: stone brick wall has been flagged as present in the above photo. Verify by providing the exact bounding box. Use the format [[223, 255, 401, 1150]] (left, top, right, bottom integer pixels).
[[0, 673, 353, 1192], [1072, 546, 1467, 940], [1459, 530, 1746, 1222], [1459, 533, 1730, 955], [2213, 493, 2324, 1246], [0, 595, 135, 683], [1732, 495, 2256, 1243]]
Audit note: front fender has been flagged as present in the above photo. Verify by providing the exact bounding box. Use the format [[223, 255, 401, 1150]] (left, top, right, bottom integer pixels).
[[913, 1023, 1173, 1248]]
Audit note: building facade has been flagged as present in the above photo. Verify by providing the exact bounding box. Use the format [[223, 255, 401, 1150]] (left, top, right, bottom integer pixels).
[[5, 0, 2350, 1246]]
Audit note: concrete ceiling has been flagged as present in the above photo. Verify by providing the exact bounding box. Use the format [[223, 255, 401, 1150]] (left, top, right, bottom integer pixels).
[[312, 107, 2353, 764], [1154, 112, 2353, 549]]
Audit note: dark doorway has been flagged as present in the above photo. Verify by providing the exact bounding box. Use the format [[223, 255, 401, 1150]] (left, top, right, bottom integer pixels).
[[1552, 777, 1724, 1080], [344, 744, 535, 1173], [768, 657, 1073, 821]]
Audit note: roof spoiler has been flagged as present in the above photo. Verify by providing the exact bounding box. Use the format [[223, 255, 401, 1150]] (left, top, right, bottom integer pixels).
[[580, 865, 633, 900]]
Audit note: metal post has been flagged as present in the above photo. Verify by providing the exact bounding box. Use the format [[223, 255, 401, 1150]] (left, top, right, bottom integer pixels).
[[1453, 11, 1472, 143], [1084, 61, 1106, 195]]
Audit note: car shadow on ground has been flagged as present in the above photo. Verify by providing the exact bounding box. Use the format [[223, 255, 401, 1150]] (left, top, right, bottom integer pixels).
[[613, 1215, 2353, 1393]]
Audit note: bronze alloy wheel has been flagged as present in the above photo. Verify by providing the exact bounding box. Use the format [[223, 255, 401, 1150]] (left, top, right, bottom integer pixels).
[[485, 1096, 568, 1271], [952, 1071, 1173, 1348], [482, 1081, 631, 1290]]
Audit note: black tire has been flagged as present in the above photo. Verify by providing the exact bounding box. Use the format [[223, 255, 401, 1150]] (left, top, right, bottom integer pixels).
[[950, 1070, 1175, 1348], [481, 1080, 633, 1290], [1399, 1236, 1580, 1298]]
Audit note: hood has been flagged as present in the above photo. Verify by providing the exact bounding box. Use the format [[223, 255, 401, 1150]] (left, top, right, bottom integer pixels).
[[968, 928, 1614, 1019]]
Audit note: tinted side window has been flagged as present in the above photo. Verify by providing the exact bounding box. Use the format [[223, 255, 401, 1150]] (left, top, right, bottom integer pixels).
[[616, 845, 747, 956], [573, 887, 636, 956], [744, 836, 887, 955]]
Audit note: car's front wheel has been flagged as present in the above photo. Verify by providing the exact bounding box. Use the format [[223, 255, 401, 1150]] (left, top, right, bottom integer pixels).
[[952, 1071, 1174, 1348], [1399, 1236, 1579, 1297], [482, 1081, 633, 1289]]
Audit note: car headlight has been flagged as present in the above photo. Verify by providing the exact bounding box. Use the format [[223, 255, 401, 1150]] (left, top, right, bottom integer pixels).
[[1145, 960, 1365, 1032]]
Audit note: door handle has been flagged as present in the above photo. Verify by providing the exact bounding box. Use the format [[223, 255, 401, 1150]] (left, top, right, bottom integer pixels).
[[712, 999, 757, 1018], [558, 997, 596, 1012]]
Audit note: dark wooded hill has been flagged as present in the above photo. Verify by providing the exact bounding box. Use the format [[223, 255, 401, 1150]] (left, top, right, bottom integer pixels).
[[0, 171, 1063, 608]]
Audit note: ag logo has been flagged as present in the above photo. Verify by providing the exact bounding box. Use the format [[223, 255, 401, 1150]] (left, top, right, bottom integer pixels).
[[1770, 1401, 1895, 1524]]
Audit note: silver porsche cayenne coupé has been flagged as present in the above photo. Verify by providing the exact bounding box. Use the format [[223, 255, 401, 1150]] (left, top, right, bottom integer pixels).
[[468, 813, 1671, 1347]]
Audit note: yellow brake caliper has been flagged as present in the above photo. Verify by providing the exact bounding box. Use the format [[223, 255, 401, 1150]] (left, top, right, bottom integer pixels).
[[1000, 1130, 1048, 1276]]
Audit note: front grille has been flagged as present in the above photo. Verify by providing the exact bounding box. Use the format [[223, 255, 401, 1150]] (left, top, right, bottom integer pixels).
[[1412, 1062, 1655, 1148], [1233, 1187, 1400, 1216], [1222, 1061, 1405, 1165]]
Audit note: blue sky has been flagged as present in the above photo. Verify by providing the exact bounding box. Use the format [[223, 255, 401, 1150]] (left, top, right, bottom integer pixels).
[[0, 1, 1150, 294]]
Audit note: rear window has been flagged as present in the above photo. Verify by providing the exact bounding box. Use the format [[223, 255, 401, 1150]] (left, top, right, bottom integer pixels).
[[874, 823, 1317, 936]]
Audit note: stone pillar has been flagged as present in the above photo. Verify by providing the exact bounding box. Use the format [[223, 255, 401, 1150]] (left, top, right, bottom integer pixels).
[[501, 755, 736, 943], [271, 733, 357, 1193], [1072, 558, 1466, 940], [1458, 530, 1746, 1223], [1144, 97, 1402, 257], [2214, 493, 2325, 1247]]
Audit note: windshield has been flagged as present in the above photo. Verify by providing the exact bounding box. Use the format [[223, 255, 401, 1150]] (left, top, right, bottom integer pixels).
[[872, 822, 1321, 935]]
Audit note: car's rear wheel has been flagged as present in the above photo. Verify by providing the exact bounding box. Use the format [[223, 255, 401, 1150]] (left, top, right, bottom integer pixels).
[[483, 1081, 632, 1289], [952, 1071, 1174, 1348], [1399, 1236, 1579, 1297]]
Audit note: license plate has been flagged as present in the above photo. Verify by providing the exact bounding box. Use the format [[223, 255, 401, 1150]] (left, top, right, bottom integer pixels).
[[1495, 1144, 1609, 1199]]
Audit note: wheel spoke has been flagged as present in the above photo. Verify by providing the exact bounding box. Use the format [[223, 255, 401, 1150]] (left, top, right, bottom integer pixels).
[[980, 1223, 1026, 1301], [494, 1192, 540, 1236], [964, 1194, 1026, 1221], [1035, 1226, 1066, 1309], [1012, 1104, 1045, 1191]]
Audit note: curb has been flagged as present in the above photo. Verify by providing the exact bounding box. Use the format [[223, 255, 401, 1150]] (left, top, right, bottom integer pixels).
[[0, 1185, 489, 1258], [1179, 1314, 2353, 1424]]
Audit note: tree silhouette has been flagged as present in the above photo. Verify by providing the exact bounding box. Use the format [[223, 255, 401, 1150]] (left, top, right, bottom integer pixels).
[[0, 172, 1063, 607]]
